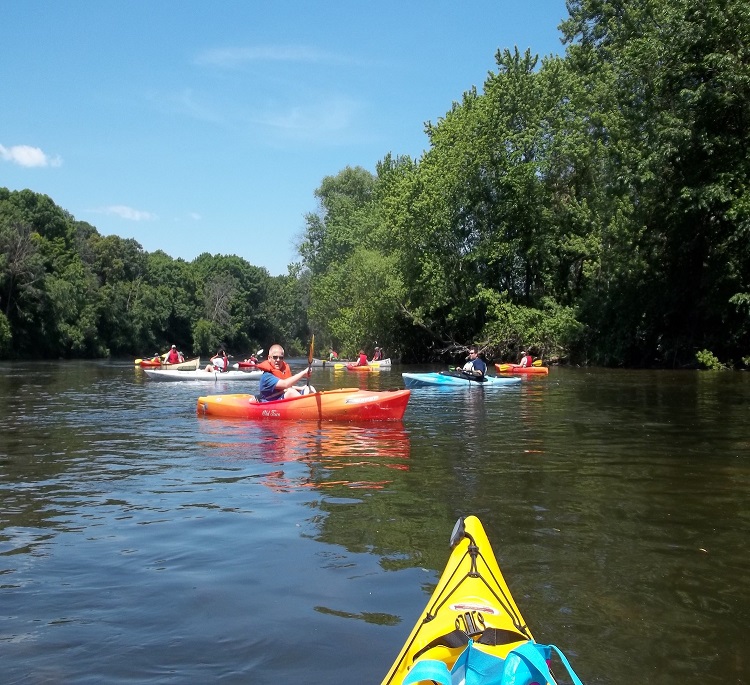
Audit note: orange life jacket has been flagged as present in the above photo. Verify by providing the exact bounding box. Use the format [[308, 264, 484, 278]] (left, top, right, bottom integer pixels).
[[256, 360, 292, 379]]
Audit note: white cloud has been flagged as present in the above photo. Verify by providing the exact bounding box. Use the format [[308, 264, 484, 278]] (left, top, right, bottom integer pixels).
[[195, 45, 348, 68], [253, 96, 361, 141], [0, 144, 62, 168], [97, 205, 157, 221]]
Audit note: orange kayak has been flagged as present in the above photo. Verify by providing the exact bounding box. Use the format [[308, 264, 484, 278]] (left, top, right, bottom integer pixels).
[[137, 356, 201, 371], [494, 363, 549, 375], [196, 387, 410, 421], [345, 363, 379, 372]]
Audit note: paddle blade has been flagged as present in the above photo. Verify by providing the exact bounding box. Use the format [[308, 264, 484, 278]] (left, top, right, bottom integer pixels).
[[533, 359, 542, 366], [497, 364, 511, 372]]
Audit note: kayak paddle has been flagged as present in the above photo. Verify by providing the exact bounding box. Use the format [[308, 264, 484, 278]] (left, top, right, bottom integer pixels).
[[442, 370, 487, 383], [306, 334, 314, 388]]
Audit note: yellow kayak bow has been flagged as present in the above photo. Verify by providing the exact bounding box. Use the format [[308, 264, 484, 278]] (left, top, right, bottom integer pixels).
[[381, 516, 535, 684]]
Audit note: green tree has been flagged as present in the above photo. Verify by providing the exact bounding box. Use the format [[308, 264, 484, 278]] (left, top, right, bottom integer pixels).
[[191, 253, 272, 355], [562, 0, 750, 365]]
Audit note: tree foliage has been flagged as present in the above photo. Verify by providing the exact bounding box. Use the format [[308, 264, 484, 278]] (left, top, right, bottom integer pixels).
[[297, 0, 749, 367], [0, 190, 290, 359]]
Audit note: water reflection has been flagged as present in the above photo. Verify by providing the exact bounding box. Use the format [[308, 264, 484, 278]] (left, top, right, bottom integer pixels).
[[196, 419, 411, 492], [2, 363, 749, 684]]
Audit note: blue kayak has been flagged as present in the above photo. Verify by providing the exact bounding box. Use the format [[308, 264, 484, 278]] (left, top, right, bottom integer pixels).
[[402, 372, 522, 389]]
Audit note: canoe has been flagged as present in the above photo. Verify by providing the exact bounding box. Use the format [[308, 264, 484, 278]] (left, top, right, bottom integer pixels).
[[196, 387, 411, 421], [144, 368, 262, 381], [381, 516, 584, 685], [233, 361, 258, 369], [402, 372, 522, 389], [494, 363, 549, 375], [136, 356, 200, 371], [311, 357, 351, 367]]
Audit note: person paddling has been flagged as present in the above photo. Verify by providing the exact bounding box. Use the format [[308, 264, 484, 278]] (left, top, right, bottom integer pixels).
[[256, 344, 316, 401], [205, 349, 228, 372], [461, 345, 487, 378], [165, 345, 183, 365]]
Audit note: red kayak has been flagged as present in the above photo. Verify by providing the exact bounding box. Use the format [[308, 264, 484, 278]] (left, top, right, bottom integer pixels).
[[197, 387, 410, 421]]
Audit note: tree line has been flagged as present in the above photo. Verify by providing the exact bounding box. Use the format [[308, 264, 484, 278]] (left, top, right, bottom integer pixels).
[[300, 0, 750, 368], [0, 188, 310, 359], [2, 0, 748, 367]]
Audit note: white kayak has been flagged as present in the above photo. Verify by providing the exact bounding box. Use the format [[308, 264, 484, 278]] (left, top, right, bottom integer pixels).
[[144, 368, 263, 382], [402, 372, 522, 389]]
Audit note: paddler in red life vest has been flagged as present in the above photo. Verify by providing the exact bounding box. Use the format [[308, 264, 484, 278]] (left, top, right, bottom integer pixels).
[[255, 344, 316, 402], [356, 349, 368, 366], [165, 345, 182, 364], [519, 350, 533, 367]]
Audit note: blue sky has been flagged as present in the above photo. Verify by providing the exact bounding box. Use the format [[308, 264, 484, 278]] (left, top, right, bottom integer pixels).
[[1, 2, 569, 277]]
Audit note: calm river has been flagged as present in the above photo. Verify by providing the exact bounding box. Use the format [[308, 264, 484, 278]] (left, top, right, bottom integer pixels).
[[1, 361, 748, 684]]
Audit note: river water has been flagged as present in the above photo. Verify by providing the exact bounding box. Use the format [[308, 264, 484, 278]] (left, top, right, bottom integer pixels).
[[0, 361, 748, 684]]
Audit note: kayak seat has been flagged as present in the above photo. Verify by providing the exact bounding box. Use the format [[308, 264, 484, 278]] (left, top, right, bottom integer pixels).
[[411, 626, 529, 662]]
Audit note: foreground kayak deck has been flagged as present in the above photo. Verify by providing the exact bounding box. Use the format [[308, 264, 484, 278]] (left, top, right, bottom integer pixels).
[[382, 516, 584, 685], [381, 516, 534, 684], [196, 387, 410, 421], [402, 372, 522, 388], [144, 368, 262, 381]]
